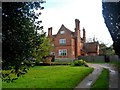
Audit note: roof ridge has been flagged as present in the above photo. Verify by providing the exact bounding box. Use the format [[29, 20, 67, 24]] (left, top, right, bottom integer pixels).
[[61, 24, 74, 33]]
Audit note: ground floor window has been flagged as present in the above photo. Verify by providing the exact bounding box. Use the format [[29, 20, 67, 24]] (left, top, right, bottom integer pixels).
[[59, 49, 67, 56]]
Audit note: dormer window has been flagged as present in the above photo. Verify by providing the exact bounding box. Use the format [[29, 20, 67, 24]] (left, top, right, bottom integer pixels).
[[60, 31, 65, 34]]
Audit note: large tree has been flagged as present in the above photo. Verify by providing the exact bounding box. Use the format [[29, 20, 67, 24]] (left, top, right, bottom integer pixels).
[[2, 1, 51, 81], [102, 2, 120, 57]]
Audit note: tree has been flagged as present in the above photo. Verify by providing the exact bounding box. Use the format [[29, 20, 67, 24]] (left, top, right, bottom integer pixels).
[[102, 2, 120, 57], [99, 43, 115, 55], [32, 35, 52, 64], [2, 1, 50, 82]]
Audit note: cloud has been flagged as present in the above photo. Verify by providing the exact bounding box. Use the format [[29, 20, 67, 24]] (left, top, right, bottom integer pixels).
[[40, 0, 113, 46]]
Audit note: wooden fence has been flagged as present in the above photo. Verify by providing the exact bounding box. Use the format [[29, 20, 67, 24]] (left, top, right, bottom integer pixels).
[[78, 55, 120, 62]]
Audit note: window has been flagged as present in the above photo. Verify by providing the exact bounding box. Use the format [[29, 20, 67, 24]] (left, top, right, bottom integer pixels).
[[60, 31, 65, 34], [59, 39, 66, 44], [59, 49, 67, 56]]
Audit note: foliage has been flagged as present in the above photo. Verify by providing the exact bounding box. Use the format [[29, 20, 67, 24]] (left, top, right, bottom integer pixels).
[[111, 62, 120, 72], [99, 43, 115, 55], [2, 1, 51, 82], [91, 68, 109, 89], [32, 36, 52, 64], [102, 2, 120, 57], [2, 66, 93, 88], [73, 59, 88, 67], [115, 62, 120, 72]]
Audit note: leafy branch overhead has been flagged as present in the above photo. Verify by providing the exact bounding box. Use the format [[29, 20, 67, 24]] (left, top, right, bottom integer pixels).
[[2, 1, 52, 82]]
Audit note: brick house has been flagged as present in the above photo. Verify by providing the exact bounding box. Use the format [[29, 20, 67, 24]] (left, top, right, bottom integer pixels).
[[48, 19, 99, 59]]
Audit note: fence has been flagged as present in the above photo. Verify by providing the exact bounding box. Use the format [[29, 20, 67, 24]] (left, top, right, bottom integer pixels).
[[78, 55, 120, 62], [54, 55, 120, 63], [55, 58, 73, 63]]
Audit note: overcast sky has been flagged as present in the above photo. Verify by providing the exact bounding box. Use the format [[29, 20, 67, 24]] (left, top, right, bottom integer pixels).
[[40, 0, 113, 46]]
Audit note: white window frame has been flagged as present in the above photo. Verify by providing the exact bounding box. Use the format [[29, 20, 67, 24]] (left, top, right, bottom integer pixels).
[[60, 31, 65, 34], [58, 49, 67, 56], [59, 39, 66, 45]]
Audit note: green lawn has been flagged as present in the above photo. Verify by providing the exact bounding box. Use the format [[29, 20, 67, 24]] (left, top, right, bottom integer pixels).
[[2, 66, 93, 88], [0, 78, 2, 89], [91, 68, 109, 90]]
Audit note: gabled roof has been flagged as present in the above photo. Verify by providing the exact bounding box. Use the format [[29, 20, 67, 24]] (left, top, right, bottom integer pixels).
[[57, 24, 74, 35]]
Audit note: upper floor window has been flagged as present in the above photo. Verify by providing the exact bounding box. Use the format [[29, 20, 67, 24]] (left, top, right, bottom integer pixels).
[[59, 39, 66, 45], [60, 31, 65, 34]]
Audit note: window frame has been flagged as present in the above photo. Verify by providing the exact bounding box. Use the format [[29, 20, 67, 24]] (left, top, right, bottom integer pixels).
[[58, 49, 67, 56], [60, 30, 65, 34], [59, 39, 66, 45]]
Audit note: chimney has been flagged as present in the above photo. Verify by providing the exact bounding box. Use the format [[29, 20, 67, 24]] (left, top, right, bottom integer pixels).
[[75, 19, 80, 30], [75, 19, 80, 37], [83, 27, 86, 43], [48, 27, 52, 37], [75, 19, 81, 57]]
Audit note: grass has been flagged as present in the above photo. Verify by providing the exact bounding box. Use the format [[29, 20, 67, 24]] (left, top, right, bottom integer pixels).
[[91, 68, 109, 90], [110, 62, 120, 71], [2, 65, 93, 88], [0, 78, 2, 89]]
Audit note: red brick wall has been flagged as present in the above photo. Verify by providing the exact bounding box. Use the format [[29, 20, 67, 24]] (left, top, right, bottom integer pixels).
[[52, 27, 76, 59], [54, 31, 72, 47], [71, 38, 75, 58]]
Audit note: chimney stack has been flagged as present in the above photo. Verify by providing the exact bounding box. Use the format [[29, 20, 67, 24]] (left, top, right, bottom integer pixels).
[[48, 27, 52, 37], [75, 19, 81, 56], [75, 19, 80, 30], [83, 27, 86, 43]]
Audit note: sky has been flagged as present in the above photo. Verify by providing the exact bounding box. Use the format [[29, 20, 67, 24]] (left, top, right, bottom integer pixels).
[[40, 0, 113, 46]]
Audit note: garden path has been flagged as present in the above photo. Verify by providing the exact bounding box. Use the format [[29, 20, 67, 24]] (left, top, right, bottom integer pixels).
[[99, 64, 118, 89], [74, 63, 119, 90]]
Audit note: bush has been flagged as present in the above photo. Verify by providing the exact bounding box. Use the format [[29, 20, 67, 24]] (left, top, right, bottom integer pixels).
[[73, 59, 89, 67]]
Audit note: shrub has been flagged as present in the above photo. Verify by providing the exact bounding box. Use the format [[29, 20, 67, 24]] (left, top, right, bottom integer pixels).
[[73, 59, 89, 67], [74, 60, 80, 66]]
